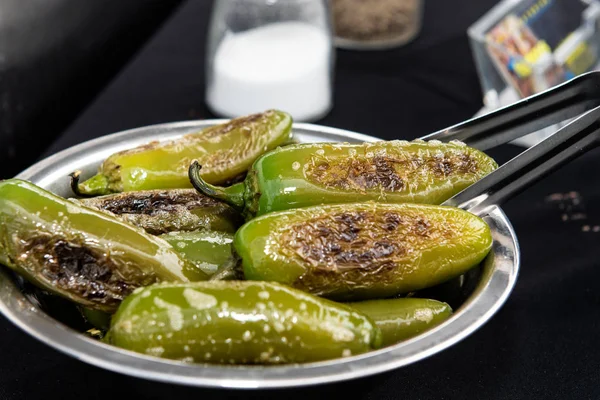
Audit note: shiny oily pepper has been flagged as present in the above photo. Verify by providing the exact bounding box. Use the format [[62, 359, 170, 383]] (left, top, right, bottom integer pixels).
[[159, 230, 235, 278], [72, 110, 292, 196], [348, 298, 452, 347], [108, 281, 382, 364], [236, 202, 493, 300], [189, 140, 497, 219], [78, 189, 243, 235], [0, 179, 207, 313]]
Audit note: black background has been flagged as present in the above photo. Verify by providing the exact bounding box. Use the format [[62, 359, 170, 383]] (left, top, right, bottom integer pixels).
[[0, 0, 184, 178], [2, 1, 600, 399]]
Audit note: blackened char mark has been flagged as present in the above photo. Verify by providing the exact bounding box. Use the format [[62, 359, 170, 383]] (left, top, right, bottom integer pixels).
[[86, 190, 219, 216]]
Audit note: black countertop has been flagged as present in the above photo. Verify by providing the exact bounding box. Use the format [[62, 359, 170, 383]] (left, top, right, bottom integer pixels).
[[2, 1, 600, 398]]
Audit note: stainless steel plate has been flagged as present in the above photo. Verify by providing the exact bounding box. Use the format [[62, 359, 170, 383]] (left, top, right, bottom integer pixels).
[[0, 121, 520, 388]]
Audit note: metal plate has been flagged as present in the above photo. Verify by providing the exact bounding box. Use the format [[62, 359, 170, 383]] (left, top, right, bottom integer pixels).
[[0, 121, 520, 388]]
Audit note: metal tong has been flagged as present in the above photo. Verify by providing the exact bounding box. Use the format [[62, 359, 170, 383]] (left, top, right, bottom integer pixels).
[[419, 71, 600, 217]]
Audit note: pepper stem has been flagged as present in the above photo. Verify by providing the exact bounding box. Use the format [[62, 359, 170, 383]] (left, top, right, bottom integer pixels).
[[188, 161, 245, 212], [70, 171, 109, 198]]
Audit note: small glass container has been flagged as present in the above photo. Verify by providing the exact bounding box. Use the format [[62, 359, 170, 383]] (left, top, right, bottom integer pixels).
[[331, 0, 424, 50], [205, 0, 334, 122]]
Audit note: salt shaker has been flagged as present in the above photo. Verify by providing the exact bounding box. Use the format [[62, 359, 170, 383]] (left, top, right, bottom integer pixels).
[[205, 0, 334, 122]]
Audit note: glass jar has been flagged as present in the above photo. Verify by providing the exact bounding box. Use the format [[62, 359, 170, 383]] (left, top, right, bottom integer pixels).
[[331, 0, 424, 50], [205, 0, 334, 122]]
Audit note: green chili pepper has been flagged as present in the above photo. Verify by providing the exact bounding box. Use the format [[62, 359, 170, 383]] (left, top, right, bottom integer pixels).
[[235, 202, 492, 300], [347, 298, 452, 347], [72, 110, 293, 196], [189, 140, 497, 219], [78, 189, 242, 235], [0, 179, 208, 313], [159, 231, 235, 277], [80, 307, 112, 331], [108, 281, 382, 364]]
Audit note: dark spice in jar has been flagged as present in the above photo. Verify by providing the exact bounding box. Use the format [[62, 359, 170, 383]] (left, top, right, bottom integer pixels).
[[331, 0, 421, 43]]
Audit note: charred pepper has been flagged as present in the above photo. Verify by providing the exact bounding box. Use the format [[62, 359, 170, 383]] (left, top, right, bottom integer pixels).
[[72, 110, 293, 196], [348, 298, 452, 347], [0, 179, 208, 313], [108, 281, 382, 364], [189, 140, 497, 219], [77, 189, 242, 235], [235, 202, 493, 300]]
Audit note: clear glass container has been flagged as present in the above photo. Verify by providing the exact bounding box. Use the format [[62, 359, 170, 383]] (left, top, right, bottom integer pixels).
[[331, 0, 424, 50], [205, 0, 334, 122], [468, 0, 600, 147]]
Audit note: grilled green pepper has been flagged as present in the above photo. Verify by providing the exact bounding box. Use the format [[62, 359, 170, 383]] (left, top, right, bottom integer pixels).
[[72, 110, 293, 196], [348, 298, 452, 347], [108, 281, 382, 364], [159, 231, 235, 277], [189, 140, 497, 219], [77, 189, 242, 235], [0, 179, 208, 313], [236, 202, 492, 300]]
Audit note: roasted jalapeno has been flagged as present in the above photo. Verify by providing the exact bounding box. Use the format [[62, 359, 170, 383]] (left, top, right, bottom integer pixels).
[[159, 230, 235, 277], [0, 179, 208, 313], [108, 281, 382, 364], [189, 140, 497, 219], [348, 298, 452, 347], [72, 110, 293, 196], [78, 189, 242, 235], [235, 202, 493, 300]]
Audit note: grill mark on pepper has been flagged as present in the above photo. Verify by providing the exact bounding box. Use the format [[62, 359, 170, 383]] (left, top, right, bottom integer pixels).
[[305, 149, 480, 192], [17, 234, 151, 309], [428, 153, 479, 177], [278, 209, 457, 295], [80, 189, 241, 235], [81, 190, 220, 215], [282, 211, 408, 268], [199, 110, 281, 173], [308, 156, 405, 192], [193, 111, 267, 140], [106, 111, 274, 161]]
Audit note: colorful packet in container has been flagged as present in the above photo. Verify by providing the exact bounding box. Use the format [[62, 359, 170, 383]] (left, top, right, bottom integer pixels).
[[471, 0, 599, 100]]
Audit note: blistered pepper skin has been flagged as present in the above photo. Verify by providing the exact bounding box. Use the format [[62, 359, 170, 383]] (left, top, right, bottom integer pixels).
[[109, 281, 382, 364], [78, 189, 242, 235], [236, 202, 493, 300], [190, 141, 497, 219], [159, 231, 234, 277], [0, 180, 208, 313], [75, 110, 292, 196], [348, 298, 452, 347]]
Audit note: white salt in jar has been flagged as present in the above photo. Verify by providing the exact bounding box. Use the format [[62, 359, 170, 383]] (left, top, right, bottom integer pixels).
[[205, 0, 334, 122]]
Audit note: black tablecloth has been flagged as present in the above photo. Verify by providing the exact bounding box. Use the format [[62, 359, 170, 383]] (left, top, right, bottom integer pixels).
[[2, 1, 600, 398]]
